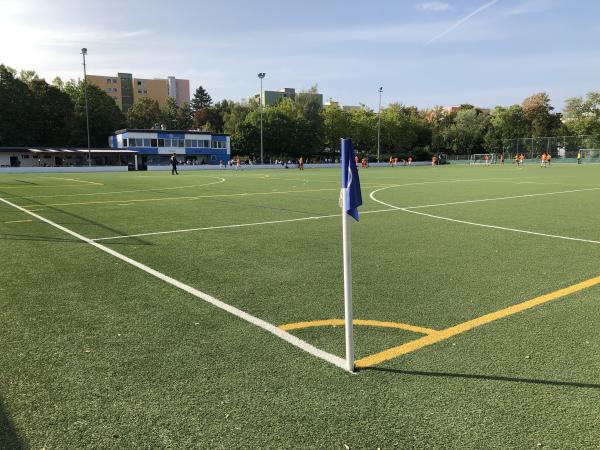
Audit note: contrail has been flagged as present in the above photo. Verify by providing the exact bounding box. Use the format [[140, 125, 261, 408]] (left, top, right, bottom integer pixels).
[[425, 0, 500, 45]]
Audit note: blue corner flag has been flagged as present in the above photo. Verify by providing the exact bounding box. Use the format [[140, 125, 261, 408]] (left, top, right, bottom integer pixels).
[[341, 138, 362, 221]]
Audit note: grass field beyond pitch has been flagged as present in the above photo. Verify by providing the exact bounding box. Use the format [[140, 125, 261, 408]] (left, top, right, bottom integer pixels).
[[1, 163, 600, 448]]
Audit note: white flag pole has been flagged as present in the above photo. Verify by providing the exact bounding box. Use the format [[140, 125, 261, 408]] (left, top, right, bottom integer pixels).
[[341, 186, 355, 373]]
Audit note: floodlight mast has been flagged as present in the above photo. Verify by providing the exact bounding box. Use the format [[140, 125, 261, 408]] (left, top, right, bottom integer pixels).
[[81, 48, 91, 167], [258, 73, 266, 165], [377, 86, 383, 163]]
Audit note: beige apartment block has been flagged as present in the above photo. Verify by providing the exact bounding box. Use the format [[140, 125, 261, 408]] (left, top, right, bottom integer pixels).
[[86, 72, 190, 113]]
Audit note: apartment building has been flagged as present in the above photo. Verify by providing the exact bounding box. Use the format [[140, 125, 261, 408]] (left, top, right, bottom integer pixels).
[[87, 73, 190, 113]]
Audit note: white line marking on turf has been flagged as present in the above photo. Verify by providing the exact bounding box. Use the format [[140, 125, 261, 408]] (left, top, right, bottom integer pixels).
[[0, 196, 349, 372], [405, 187, 600, 210], [48, 177, 103, 185], [369, 186, 600, 245], [92, 208, 398, 241], [2, 219, 33, 224]]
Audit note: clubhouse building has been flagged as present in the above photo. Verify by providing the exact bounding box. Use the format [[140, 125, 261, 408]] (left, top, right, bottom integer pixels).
[[109, 129, 231, 165]]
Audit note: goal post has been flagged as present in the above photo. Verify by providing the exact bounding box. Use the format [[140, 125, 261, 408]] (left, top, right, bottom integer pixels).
[[469, 154, 496, 165], [580, 149, 600, 162]]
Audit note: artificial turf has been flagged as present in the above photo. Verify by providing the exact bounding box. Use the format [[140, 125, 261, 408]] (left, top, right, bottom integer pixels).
[[1, 163, 599, 448]]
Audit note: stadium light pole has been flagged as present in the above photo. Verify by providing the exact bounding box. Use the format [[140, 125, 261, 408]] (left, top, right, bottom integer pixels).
[[377, 86, 383, 163], [258, 72, 266, 165], [81, 48, 91, 167]]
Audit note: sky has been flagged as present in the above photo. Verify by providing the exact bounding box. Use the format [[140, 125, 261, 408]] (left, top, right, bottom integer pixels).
[[1, 0, 599, 111]]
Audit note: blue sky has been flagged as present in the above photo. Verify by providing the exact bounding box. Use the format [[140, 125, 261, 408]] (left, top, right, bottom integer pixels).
[[1, 0, 599, 110]]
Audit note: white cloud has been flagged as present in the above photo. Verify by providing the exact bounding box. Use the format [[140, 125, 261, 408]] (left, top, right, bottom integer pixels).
[[418, 2, 452, 12], [504, 0, 557, 16]]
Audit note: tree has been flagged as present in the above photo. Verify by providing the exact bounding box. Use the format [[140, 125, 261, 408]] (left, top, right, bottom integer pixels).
[[0, 64, 39, 146], [64, 80, 126, 146], [563, 92, 600, 136], [484, 105, 528, 153], [51, 76, 65, 90], [28, 78, 73, 146], [191, 86, 213, 112], [348, 106, 377, 155], [18, 69, 41, 85], [522, 92, 561, 138], [127, 97, 163, 129], [443, 108, 489, 155], [323, 103, 352, 153], [176, 102, 193, 130]]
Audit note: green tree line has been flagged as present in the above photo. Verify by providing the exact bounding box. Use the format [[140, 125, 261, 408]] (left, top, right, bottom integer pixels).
[[2, 64, 599, 159]]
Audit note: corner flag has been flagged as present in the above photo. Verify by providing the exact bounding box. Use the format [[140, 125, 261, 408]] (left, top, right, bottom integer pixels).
[[341, 139, 362, 221], [340, 138, 362, 372]]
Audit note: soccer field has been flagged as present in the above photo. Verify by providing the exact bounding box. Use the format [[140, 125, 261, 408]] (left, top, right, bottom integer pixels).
[[1, 164, 600, 448]]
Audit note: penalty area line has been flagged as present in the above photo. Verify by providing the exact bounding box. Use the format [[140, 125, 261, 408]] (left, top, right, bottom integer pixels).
[[0, 196, 350, 373]]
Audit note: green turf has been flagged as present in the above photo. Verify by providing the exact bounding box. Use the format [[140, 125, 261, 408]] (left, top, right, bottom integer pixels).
[[1, 164, 600, 448]]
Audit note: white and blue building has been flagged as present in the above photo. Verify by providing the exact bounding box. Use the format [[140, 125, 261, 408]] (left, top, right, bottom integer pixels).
[[109, 129, 231, 165]]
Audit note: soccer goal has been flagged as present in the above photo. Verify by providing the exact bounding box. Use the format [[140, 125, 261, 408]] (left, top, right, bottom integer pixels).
[[580, 149, 600, 162], [469, 154, 496, 165]]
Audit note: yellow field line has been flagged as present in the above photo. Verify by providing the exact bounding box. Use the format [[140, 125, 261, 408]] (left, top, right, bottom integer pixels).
[[18, 187, 357, 208], [279, 319, 437, 335], [355, 275, 600, 368]]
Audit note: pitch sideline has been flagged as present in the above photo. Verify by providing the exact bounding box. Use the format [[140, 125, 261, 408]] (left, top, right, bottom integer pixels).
[[0, 196, 350, 373]]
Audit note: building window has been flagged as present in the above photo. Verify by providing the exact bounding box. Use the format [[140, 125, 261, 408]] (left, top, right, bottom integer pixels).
[[123, 138, 128, 147], [185, 139, 192, 147], [178, 139, 184, 148], [137, 81, 142, 86], [164, 139, 171, 147], [210, 155, 216, 161], [113, 78, 117, 84], [158, 139, 164, 147], [143, 90, 147, 94], [137, 90, 143, 94], [21, 154, 29, 159], [151, 138, 158, 147], [200, 139, 210, 148], [107, 78, 112, 84], [143, 139, 151, 147], [191, 140, 198, 147], [211, 140, 226, 149]]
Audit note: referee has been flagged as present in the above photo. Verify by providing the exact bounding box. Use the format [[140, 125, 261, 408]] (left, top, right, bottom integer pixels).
[[171, 152, 179, 175]]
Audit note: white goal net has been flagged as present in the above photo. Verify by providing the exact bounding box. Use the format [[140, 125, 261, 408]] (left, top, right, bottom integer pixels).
[[469, 154, 496, 165], [581, 149, 600, 162]]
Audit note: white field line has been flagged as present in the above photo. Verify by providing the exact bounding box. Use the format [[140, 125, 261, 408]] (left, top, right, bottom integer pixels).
[[2, 219, 33, 224], [90, 178, 568, 241], [11, 176, 226, 200], [405, 187, 600, 210], [369, 186, 600, 245], [0, 196, 349, 372], [92, 208, 396, 241], [48, 177, 103, 185]]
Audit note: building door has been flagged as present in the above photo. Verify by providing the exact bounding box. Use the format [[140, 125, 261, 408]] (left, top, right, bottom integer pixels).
[[9, 156, 19, 167]]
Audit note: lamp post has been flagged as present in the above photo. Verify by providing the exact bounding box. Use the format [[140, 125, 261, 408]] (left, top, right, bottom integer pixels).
[[377, 86, 383, 163], [81, 48, 91, 167], [257, 73, 266, 165]]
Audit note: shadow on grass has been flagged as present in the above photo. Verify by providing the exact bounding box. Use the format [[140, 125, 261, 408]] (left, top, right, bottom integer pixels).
[[0, 190, 151, 246], [0, 396, 26, 449], [361, 367, 600, 390]]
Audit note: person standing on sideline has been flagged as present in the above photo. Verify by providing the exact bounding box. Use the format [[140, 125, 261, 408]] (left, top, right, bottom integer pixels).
[[171, 153, 179, 175], [298, 156, 304, 170], [577, 150, 582, 164]]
